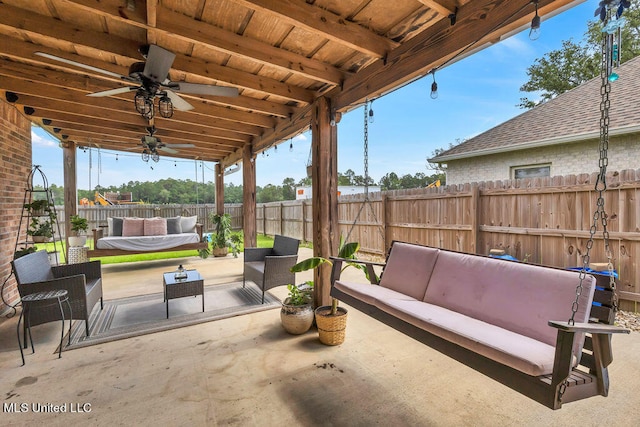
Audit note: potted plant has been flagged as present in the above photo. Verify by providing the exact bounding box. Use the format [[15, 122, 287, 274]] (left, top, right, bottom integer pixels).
[[25, 199, 56, 243], [208, 213, 242, 257], [280, 282, 314, 334], [69, 214, 89, 247], [290, 238, 371, 345], [24, 199, 50, 216], [27, 217, 54, 243]]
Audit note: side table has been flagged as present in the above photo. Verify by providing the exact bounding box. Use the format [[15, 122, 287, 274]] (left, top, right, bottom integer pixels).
[[68, 246, 89, 264], [17, 289, 72, 366], [163, 270, 204, 318]]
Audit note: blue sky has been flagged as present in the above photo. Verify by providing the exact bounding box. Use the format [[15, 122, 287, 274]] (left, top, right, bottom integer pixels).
[[32, 0, 599, 189]]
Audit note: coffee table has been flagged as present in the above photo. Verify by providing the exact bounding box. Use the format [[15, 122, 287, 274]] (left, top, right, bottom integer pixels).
[[163, 270, 204, 318]]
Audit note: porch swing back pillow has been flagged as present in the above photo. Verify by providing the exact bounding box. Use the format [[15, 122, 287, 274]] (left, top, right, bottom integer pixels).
[[122, 218, 145, 237]]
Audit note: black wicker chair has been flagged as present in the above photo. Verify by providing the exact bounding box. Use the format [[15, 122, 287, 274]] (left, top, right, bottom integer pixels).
[[11, 250, 103, 342], [243, 235, 300, 303]]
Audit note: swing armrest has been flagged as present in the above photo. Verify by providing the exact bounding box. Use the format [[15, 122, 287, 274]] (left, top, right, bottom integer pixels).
[[548, 321, 631, 335], [549, 321, 630, 382], [330, 257, 383, 285]]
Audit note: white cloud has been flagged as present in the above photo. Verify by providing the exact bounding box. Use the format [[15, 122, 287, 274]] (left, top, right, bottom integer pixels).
[[31, 129, 57, 147]]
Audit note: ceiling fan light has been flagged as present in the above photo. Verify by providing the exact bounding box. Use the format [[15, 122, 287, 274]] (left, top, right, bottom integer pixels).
[[158, 95, 173, 118], [135, 90, 153, 118], [141, 149, 149, 162], [151, 152, 160, 162]]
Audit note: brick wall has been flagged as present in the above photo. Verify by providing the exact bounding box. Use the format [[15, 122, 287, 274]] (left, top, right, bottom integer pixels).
[[444, 134, 640, 185], [0, 99, 32, 314]]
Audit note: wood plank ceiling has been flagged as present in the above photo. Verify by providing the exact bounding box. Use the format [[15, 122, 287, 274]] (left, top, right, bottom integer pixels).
[[0, 0, 580, 167]]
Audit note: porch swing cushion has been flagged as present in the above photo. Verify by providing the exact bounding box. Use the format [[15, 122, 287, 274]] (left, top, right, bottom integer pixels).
[[332, 242, 596, 377]]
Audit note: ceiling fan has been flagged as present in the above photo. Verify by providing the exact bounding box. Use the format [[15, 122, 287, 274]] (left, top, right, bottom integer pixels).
[[139, 126, 195, 162], [35, 45, 239, 119]]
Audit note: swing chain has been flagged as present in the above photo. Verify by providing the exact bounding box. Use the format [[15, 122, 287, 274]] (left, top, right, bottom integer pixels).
[[363, 100, 370, 199], [569, 19, 618, 326]]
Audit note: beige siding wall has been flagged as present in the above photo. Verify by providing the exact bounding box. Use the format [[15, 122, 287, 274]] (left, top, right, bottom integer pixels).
[[444, 134, 640, 185]]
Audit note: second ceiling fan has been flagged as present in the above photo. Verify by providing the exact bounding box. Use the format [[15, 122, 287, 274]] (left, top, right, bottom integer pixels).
[[36, 44, 239, 119]]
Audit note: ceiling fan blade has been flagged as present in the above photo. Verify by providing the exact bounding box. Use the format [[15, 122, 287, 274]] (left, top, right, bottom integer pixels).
[[164, 143, 195, 148], [143, 45, 175, 83], [87, 86, 137, 97], [164, 90, 195, 111], [159, 146, 178, 154], [170, 82, 239, 97], [34, 52, 127, 80]]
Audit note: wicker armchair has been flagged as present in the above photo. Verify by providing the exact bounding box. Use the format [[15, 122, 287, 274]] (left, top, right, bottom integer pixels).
[[243, 235, 300, 303], [11, 250, 103, 341]]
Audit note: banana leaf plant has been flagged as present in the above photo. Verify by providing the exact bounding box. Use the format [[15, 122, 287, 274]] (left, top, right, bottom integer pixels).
[[290, 236, 376, 314]]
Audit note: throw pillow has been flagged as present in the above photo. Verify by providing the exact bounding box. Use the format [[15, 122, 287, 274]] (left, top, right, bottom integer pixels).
[[180, 215, 197, 234], [166, 217, 182, 234], [112, 217, 124, 236], [143, 217, 168, 236], [122, 217, 144, 237], [107, 217, 113, 236]]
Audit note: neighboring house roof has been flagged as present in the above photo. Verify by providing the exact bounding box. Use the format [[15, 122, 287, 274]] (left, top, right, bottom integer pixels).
[[430, 55, 640, 162]]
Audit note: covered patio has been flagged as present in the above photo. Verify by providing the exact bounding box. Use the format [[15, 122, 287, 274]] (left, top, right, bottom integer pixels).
[[2, 0, 639, 423], [0, 0, 585, 308], [0, 252, 638, 425]]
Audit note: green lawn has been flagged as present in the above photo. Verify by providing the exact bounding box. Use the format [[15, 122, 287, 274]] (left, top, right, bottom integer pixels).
[[36, 234, 280, 265]]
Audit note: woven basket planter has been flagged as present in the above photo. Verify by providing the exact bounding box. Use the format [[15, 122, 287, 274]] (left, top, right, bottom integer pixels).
[[315, 306, 348, 345]]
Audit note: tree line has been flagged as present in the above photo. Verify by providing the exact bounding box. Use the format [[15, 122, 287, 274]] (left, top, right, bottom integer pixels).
[[39, 169, 444, 205]]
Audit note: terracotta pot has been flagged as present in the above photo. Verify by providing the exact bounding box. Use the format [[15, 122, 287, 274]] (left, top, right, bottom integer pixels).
[[280, 301, 314, 334], [315, 306, 348, 345]]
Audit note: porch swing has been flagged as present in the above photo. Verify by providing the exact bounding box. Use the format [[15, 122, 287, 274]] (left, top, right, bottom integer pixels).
[[330, 4, 631, 410]]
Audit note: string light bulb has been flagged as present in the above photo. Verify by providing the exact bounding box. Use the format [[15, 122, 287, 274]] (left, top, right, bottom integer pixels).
[[289, 140, 293, 152], [529, 1, 541, 41], [368, 104, 375, 123], [430, 71, 438, 99]]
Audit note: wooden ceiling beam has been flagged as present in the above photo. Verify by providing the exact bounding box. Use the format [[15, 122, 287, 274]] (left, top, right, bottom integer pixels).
[[333, 0, 568, 110], [233, 0, 399, 57], [46, 119, 244, 151], [414, 0, 457, 17], [61, 0, 345, 85], [68, 133, 233, 161], [0, 2, 142, 61], [2, 90, 263, 138], [146, 0, 159, 45], [20, 102, 252, 144], [155, 6, 344, 86], [0, 60, 280, 129], [0, 16, 312, 107]]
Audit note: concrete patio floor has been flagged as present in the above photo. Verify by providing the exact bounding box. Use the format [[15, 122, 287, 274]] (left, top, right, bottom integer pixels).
[[1, 247, 639, 426]]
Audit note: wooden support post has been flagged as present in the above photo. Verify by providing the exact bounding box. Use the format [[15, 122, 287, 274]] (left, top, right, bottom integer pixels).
[[311, 96, 339, 307], [242, 144, 257, 248], [215, 163, 224, 216], [63, 141, 77, 263]]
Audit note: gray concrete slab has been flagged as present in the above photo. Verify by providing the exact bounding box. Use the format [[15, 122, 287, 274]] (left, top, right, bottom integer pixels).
[[1, 249, 639, 426]]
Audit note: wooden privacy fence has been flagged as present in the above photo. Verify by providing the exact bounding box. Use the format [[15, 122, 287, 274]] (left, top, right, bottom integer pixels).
[[256, 169, 640, 311], [59, 169, 638, 309]]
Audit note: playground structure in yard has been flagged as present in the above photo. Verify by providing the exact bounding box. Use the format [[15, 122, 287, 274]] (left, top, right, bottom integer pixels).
[[80, 192, 144, 206]]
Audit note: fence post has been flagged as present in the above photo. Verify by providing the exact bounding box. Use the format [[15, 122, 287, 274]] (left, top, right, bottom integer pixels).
[[470, 184, 480, 254], [381, 193, 388, 253]]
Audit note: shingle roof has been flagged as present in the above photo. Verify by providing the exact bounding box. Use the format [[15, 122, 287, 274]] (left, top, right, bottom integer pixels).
[[430, 55, 640, 162]]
